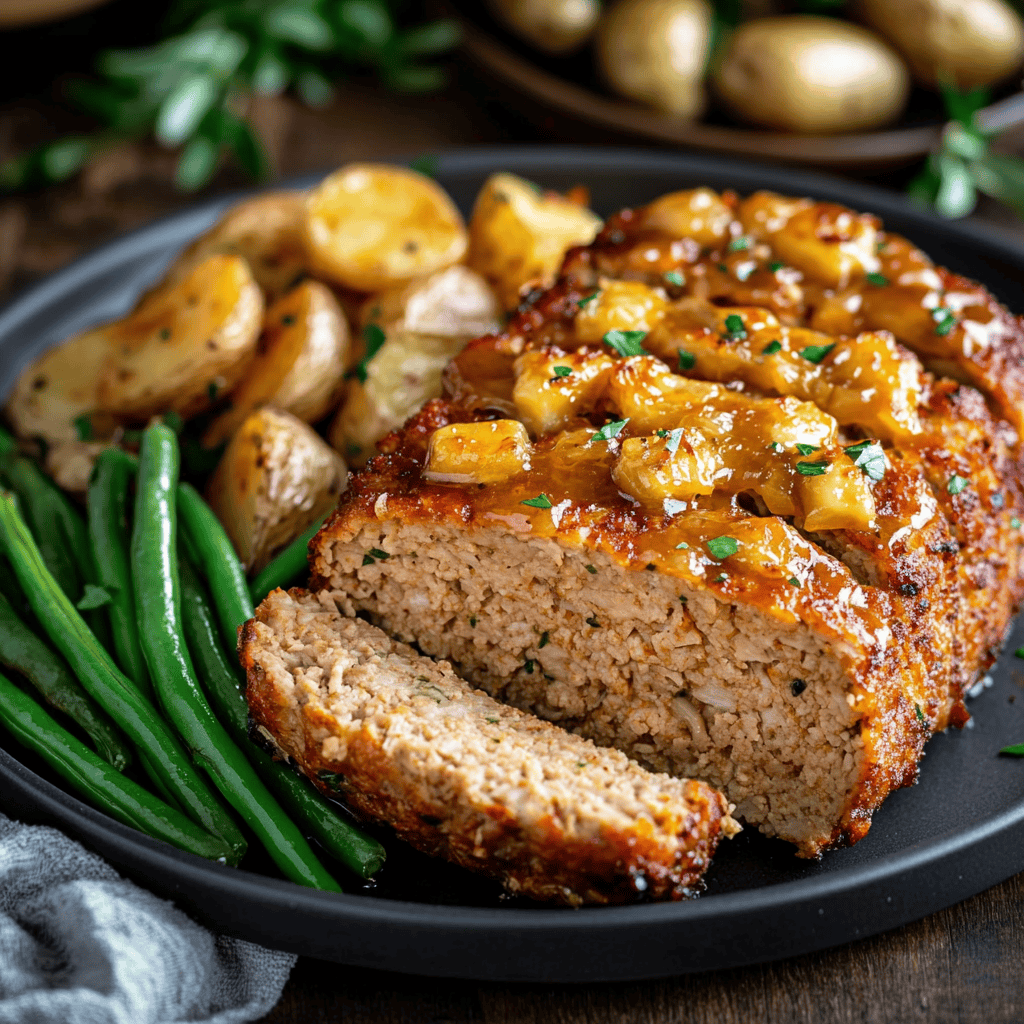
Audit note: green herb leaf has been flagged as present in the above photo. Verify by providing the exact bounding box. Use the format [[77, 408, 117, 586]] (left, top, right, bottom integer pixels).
[[947, 473, 969, 495], [603, 329, 648, 357], [797, 460, 830, 476], [768, 261, 784, 273], [788, 577, 801, 587], [795, 443, 819, 456], [176, 134, 219, 192], [295, 67, 334, 108], [73, 414, 93, 442], [677, 350, 696, 371], [409, 154, 439, 178], [866, 272, 889, 287], [664, 270, 685, 287], [931, 307, 958, 336], [762, 339, 782, 355], [586, 615, 601, 628], [155, 73, 219, 147], [1012, 516, 1021, 530], [591, 418, 629, 443], [40, 138, 92, 182], [768, 441, 784, 453], [368, 548, 389, 560], [799, 343, 835, 364], [845, 440, 886, 482], [706, 535, 739, 559], [914, 703, 926, 724], [539, 631, 550, 648], [578, 290, 600, 307], [552, 365, 572, 378], [266, 6, 335, 51], [522, 494, 553, 509], [524, 659, 534, 674], [585, 564, 597, 574], [722, 314, 746, 339], [356, 324, 387, 383], [1000, 743, 1024, 756], [727, 236, 750, 252], [77, 584, 113, 610]]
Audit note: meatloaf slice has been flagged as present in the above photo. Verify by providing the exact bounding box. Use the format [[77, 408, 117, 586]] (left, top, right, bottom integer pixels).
[[241, 587, 737, 906]]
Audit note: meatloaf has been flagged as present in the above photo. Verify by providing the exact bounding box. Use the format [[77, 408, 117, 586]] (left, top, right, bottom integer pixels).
[[241, 587, 738, 905], [303, 187, 1024, 859]]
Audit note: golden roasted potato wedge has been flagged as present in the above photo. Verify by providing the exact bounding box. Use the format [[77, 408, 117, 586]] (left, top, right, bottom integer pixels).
[[205, 407, 347, 573], [203, 280, 349, 448], [329, 330, 468, 467], [4, 328, 111, 443], [303, 164, 468, 292], [467, 172, 602, 311], [161, 191, 308, 302], [96, 254, 263, 421]]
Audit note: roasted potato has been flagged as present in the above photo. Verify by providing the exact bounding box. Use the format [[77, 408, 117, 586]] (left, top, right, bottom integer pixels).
[[96, 254, 263, 421], [467, 172, 602, 311], [595, 0, 713, 119], [857, 0, 1024, 90], [713, 16, 910, 133], [303, 164, 468, 292], [487, 0, 601, 54], [203, 280, 349, 448], [160, 191, 308, 302], [206, 407, 347, 573], [5, 328, 111, 443]]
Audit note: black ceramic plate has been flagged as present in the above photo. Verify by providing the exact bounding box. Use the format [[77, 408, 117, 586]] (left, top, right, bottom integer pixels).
[[2, 147, 1024, 983]]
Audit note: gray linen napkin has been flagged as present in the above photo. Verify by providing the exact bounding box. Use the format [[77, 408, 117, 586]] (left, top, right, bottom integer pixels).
[[0, 813, 296, 1024]]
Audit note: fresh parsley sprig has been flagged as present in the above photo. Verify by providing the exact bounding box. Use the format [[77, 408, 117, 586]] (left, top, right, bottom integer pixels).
[[0, 0, 459, 193]]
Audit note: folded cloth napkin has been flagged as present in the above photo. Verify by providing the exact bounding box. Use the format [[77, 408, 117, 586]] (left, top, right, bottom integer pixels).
[[0, 813, 296, 1024]]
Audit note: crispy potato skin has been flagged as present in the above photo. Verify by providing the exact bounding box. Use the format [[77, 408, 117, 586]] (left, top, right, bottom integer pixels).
[[206, 407, 347, 572], [96, 254, 263, 421], [303, 164, 468, 292]]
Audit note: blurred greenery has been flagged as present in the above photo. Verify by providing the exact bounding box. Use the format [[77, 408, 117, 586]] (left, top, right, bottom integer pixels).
[[0, 0, 459, 193]]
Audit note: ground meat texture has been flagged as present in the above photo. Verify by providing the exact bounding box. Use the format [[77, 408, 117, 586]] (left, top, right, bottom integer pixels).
[[241, 588, 738, 906]]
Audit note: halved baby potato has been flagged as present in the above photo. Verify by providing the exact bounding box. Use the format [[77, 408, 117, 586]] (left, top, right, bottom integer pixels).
[[96, 254, 263, 420], [161, 191, 309, 302], [205, 407, 347, 573], [202, 280, 349, 448], [5, 327, 112, 443], [467, 172, 602, 311], [303, 164, 468, 292]]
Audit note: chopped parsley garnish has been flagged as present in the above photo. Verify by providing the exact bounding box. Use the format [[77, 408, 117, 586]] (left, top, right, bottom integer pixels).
[[914, 703, 926, 724], [932, 307, 957, 336], [73, 413, 93, 441], [524, 659, 535, 674], [603, 329, 648, 357], [281, 314, 296, 326], [663, 427, 684, 454], [207, 379, 221, 402], [586, 615, 601, 628], [486, 717, 499, 724], [664, 270, 685, 287], [717, 263, 728, 273], [318, 771, 345, 791], [678, 350, 696, 371], [591, 418, 629, 443], [552, 365, 572, 378], [762, 339, 782, 355], [799, 343, 835, 364], [947, 474, 969, 495], [539, 631, 550, 648], [522, 493, 553, 508], [713, 573, 728, 583], [788, 577, 801, 587], [1013, 516, 1022, 530], [585, 564, 598, 574], [158, 327, 171, 340], [795, 443, 819, 456], [578, 290, 600, 307], [162, 411, 183, 434], [367, 548, 389, 560], [845, 440, 886, 482], [361, 554, 376, 566], [791, 679, 806, 696], [679, 594, 688, 603], [356, 324, 386, 383], [656, 429, 669, 437], [576, 761, 588, 768], [722, 314, 747, 340], [768, 261, 784, 273], [865, 272, 889, 287], [727, 236, 750, 252], [77, 584, 114, 610], [706, 535, 739, 559], [797, 460, 830, 476], [769, 441, 784, 453], [470, 616, 477, 628], [1000, 743, 1024, 756]]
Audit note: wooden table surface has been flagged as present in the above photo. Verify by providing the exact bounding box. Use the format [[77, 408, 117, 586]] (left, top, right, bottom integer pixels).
[[2, 63, 1024, 1024]]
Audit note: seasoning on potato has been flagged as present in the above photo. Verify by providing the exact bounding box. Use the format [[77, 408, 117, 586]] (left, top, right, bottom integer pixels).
[[595, 0, 714, 119], [206, 407, 347, 573], [467, 172, 602, 311], [713, 15, 910, 134], [303, 163, 468, 293], [203, 280, 349, 448], [486, 0, 601, 54], [857, 0, 1024, 90]]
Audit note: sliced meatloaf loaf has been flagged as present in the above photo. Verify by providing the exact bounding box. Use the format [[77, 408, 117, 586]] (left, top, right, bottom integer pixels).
[[241, 587, 737, 905], [305, 187, 1024, 859]]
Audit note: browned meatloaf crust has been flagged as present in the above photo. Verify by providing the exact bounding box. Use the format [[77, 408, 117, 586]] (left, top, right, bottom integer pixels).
[[305, 187, 1024, 859], [241, 587, 737, 905]]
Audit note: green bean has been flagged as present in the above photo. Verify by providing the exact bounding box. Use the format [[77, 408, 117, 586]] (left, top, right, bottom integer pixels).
[[133, 424, 340, 891], [176, 482, 254, 650], [179, 554, 385, 879], [0, 671, 229, 861], [0, 488, 243, 864], [248, 511, 329, 605], [87, 449, 152, 699], [0, 591, 131, 771]]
